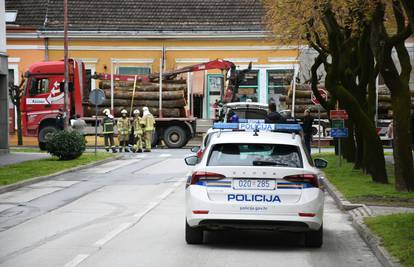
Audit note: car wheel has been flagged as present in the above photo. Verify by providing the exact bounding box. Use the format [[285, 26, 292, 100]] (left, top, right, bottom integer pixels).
[[38, 125, 58, 150], [185, 220, 203, 244], [305, 225, 323, 248], [163, 126, 187, 148]]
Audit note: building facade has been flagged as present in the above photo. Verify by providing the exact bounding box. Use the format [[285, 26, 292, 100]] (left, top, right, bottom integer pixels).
[[1, 1, 9, 153], [5, 0, 300, 121]]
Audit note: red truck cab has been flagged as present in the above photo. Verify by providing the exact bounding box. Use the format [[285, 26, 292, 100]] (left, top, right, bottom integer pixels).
[[21, 59, 86, 149]]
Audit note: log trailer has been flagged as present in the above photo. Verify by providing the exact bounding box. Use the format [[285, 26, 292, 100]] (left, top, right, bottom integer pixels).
[[18, 58, 249, 149]]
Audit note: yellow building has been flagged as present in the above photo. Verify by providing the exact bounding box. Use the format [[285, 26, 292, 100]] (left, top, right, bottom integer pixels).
[[5, 0, 300, 119]]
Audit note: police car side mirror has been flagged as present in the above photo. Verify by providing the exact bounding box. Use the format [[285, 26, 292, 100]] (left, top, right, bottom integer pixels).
[[185, 156, 199, 166], [314, 158, 328, 169], [190, 146, 200, 153]]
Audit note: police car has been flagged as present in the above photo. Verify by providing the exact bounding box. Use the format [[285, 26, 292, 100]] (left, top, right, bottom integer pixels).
[[184, 122, 327, 247]]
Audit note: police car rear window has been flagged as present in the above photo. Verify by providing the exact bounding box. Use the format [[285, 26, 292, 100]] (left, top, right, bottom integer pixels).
[[207, 143, 303, 168]]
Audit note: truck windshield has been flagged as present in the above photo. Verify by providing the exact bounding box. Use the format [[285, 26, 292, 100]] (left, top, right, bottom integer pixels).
[[207, 143, 303, 168]]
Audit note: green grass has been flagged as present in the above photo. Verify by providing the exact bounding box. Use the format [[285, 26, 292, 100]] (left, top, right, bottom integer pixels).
[[314, 153, 414, 206], [0, 152, 114, 186], [365, 214, 414, 267], [10, 147, 46, 153]]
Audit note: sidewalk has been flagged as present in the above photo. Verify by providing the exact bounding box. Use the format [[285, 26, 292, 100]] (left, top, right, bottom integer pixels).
[[0, 152, 51, 167]]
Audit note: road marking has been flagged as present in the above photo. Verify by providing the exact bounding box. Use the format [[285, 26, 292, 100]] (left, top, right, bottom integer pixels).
[[133, 201, 158, 218], [94, 222, 132, 247], [84, 159, 139, 173], [159, 153, 171, 157], [63, 254, 89, 267]]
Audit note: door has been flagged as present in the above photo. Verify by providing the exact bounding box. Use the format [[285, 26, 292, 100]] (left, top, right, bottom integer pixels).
[[207, 74, 224, 119], [25, 76, 65, 114]]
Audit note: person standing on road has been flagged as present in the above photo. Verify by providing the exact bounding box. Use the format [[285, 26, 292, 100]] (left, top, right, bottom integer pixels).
[[265, 103, 285, 123], [102, 109, 117, 153], [302, 109, 314, 154], [117, 109, 131, 152], [141, 107, 156, 152], [132, 109, 144, 153]]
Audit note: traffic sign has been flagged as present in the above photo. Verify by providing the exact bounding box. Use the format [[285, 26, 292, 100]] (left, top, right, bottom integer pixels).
[[331, 128, 349, 138], [311, 89, 327, 105], [89, 89, 106, 105], [332, 120, 344, 128], [330, 110, 348, 120]]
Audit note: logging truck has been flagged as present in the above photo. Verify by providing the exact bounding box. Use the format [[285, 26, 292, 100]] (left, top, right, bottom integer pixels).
[[18, 58, 245, 149]]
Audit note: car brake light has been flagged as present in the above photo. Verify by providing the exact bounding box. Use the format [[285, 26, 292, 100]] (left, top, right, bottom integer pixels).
[[283, 174, 319, 188], [196, 149, 203, 158], [190, 171, 226, 185]]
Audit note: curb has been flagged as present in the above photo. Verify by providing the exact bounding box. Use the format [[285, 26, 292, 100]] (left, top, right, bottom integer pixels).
[[321, 178, 401, 267], [0, 154, 123, 194]]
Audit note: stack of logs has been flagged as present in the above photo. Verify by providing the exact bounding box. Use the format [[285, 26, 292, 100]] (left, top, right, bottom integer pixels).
[[279, 84, 329, 119], [279, 84, 413, 119], [84, 80, 187, 117]]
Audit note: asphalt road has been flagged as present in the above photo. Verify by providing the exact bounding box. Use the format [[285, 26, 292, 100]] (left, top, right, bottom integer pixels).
[[0, 149, 381, 267]]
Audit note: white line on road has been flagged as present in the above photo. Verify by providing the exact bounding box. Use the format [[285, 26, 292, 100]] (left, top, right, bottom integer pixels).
[[63, 254, 89, 267], [133, 201, 159, 218], [94, 222, 132, 247], [159, 153, 171, 157]]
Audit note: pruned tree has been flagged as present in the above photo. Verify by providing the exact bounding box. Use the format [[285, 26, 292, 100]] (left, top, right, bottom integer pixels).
[[369, 0, 414, 191], [263, 0, 414, 191], [263, 0, 388, 183]]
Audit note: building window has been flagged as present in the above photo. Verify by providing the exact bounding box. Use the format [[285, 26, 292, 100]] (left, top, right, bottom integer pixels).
[[5, 11, 18, 23], [237, 70, 259, 102], [117, 66, 151, 75], [267, 69, 294, 108]]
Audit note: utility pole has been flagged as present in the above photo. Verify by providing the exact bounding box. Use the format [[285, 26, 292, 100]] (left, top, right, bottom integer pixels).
[[63, 0, 69, 129]]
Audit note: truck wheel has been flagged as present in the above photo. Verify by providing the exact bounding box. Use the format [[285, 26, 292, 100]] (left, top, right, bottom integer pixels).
[[185, 220, 203, 244], [305, 225, 323, 248], [38, 125, 58, 150], [163, 126, 187, 148]]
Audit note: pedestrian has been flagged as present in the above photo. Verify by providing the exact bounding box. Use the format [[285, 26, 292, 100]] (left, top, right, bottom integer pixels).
[[70, 114, 86, 137], [265, 103, 285, 123], [56, 108, 66, 130], [302, 109, 314, 154], [117, 109, 131, 152], [102, 109, 117, 153], [140, 107, 156, 152], [227, 109, 239, 123], [132, 109, 143, 153]]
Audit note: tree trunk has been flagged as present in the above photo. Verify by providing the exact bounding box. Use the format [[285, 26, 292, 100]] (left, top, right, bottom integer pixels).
[[336, 85, 388, 183], [103, 90, 185, 100], [342, 119, 356, 163]]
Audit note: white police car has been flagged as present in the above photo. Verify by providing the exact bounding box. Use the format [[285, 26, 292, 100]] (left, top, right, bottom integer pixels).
[[184, 123, 327, 247]]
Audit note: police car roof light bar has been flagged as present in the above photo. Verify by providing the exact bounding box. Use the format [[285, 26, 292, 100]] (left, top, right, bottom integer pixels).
[[212, 122, 302, 134]]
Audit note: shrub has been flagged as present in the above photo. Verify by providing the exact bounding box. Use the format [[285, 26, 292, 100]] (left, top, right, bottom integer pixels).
[[45, 130, 86, 160]]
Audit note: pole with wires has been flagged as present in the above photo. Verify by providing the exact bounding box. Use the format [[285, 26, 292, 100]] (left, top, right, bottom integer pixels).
[[63, 0, 69, 129]]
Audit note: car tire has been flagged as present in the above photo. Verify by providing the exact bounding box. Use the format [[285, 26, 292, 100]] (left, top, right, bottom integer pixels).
[[38, 125, 58, 150], [305, 225, 323, 248], [163, 126, 187, 148], [185, 220, 203, 244]]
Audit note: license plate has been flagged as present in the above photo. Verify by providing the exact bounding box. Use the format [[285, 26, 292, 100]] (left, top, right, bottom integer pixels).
[[233, 179, 276, 190]]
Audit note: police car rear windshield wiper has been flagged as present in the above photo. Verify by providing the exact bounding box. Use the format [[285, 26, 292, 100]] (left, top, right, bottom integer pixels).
[[252, 160, 289, 166]]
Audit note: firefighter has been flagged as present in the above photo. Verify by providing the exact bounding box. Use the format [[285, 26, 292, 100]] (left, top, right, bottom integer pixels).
[[102, 109, 117, 153], [117, 109, 131, 152], [132, 109, 143, 153], [140, 107, 156, 152]]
